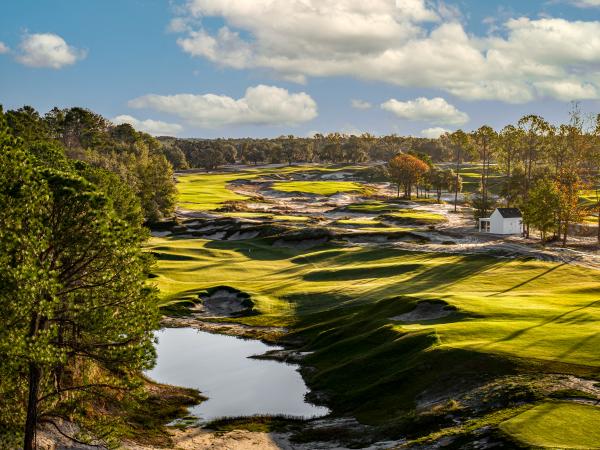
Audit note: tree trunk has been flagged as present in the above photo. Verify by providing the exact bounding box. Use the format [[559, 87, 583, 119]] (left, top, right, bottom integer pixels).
[[23, 310, 47, 450], [562, 221, 569, 247], [454, 149, 461, 213], [24, 363, 41, 450], [506, 154, 512, 207], [481, 145, 486, 215]]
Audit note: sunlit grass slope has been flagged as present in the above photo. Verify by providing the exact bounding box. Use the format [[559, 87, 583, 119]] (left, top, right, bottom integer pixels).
[[177, 173, 254, 210], [149, 237, 600, 369], [500, 401, 600, 449], [345, 201, 405, 213], [381, 210, 447, 224], [176, 165, 371, 210], [272, 180, 369, 196]]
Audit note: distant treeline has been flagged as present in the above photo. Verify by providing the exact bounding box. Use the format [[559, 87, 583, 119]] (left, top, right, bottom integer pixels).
[[158, 133, 448, 170]]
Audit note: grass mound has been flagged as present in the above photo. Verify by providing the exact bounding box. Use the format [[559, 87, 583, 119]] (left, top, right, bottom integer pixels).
[[379, 210, 447, 225], [334, 218, 384, 227], [272, 180, 369, 196], [304, 264, 422, 281], [344, 201, 405, 213], [500, 401, 600, 449]]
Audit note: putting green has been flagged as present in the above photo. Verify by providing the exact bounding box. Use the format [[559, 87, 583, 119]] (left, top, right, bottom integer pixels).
[[177, 173, 253, 210], [500, 401, 600, 449]]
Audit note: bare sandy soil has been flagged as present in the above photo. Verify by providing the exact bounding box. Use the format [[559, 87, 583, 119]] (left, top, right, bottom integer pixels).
[[123, 427, 402, 450], [38, 419, 404, 450]]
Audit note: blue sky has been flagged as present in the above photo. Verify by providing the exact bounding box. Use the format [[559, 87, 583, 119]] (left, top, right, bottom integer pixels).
[[1, 0, 600, 138]]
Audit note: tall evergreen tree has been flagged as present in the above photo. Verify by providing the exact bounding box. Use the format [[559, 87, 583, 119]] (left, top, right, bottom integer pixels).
[[0, 110, 159, 448]]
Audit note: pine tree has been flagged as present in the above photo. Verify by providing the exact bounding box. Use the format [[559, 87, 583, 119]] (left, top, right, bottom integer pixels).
[[0, 109, 159, 448]]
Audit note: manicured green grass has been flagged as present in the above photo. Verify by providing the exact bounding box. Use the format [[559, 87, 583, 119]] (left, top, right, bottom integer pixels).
[[581, 189, 599, 208], [500, 401, 600, 449], [380, 210, 447, 224], [177, 173, 254, 210], [335, 218, 383, 226], [345, 201, 404, 213], [149, 238, 600, 370], [272, 215, 312, 222], [176, 166, 371, 210], [220, 212, 273, 219], [272, 181, 369, 196], [355, 226, 415, 233], [453, 164, 504, 195]]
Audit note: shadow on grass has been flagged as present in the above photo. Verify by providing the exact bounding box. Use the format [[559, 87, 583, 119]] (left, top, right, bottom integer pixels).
[[484, 299, 600, 350], [488, 263, 567, 297], [557, 332, 600, 361], [204, 239, 298, 261], [303, 264, 422, 282], [364, 255, 503, 297], [288, 296, 517, 426], [151, 251, 197, 261]]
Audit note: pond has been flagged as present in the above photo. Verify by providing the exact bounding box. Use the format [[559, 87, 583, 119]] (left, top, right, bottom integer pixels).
[[146, 327, 330, 422]]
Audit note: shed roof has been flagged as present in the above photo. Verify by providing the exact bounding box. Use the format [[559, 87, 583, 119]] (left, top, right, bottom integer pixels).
[[496, 208, 522, 218]]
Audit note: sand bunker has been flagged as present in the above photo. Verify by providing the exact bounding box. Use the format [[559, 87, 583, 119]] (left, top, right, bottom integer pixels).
[[194, 287, 255, 318], [391, 301, 456, 322]]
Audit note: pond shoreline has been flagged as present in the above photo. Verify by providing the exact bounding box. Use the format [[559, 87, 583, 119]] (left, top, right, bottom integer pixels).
[[160, 315, 288, 344], [147, 324, 330, 425]]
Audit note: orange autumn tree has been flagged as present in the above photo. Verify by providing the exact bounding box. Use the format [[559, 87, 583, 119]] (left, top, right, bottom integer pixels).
[[388, 153, 430, 199]]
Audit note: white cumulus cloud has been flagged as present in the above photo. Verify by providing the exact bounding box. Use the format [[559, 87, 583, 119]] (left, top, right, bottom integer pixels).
[[381, 97, 469, 125], [534, 80, 599, 101], [128, 85, 318, 128], [16, 33, 85, 69], [420, 127, 450, 138], [568, 0, 600, 7], [112, 115, 183, 136], [169, 1, 600, 103], [0, 42, 9, 54], [351, 99, 372, 109]]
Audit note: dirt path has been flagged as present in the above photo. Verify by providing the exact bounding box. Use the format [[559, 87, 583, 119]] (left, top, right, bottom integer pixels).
[[124, 429, 290, 450], [123, 427, 404, 450]]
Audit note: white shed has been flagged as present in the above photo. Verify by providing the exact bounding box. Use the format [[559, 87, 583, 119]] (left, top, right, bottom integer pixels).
[[479, 208, 523, 235]]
